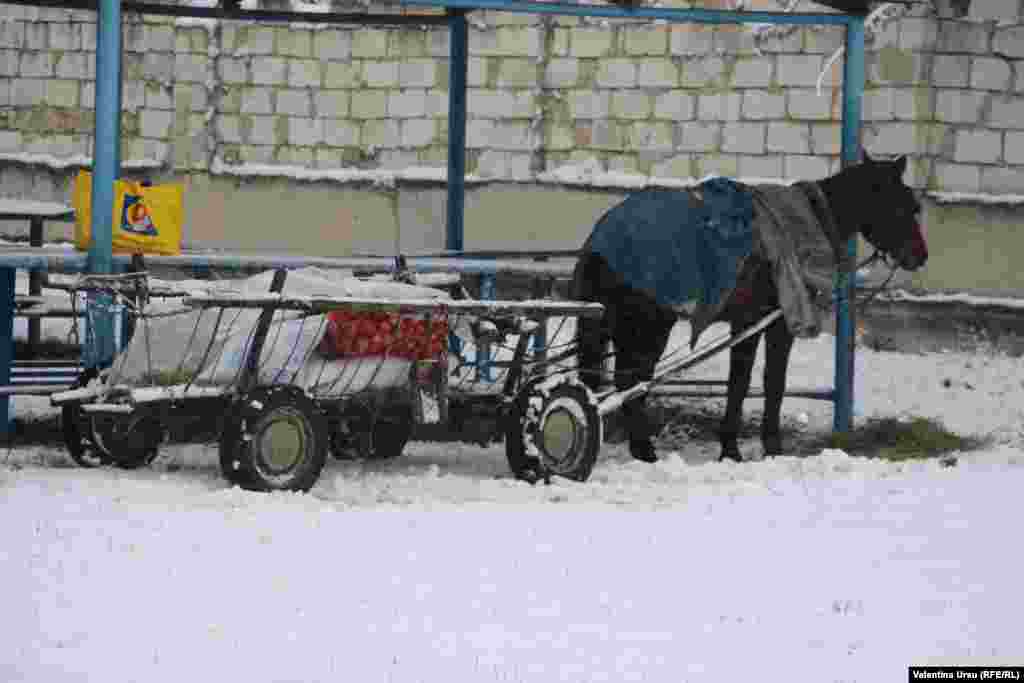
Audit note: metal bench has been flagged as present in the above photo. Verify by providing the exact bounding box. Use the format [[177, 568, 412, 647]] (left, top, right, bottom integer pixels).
[[0, 360, 82, 396]]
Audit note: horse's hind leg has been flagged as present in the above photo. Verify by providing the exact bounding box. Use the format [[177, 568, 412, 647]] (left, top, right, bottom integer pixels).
[[612, 308, 675, 463], [761, 314, 794, 457], [719, 326, 761, 462]]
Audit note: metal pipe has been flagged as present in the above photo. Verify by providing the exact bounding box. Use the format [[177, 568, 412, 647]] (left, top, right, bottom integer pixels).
[[86, 0, 122, 369], [0, 248, 581, 277], [648, 387, 835, 401], [834, 15, 866, 433], [446, 9, 469, 254], [2, 0, 451, 25], [598, 309, 784, 417], [90, 0, 119, 277], [353, 248, 581, 260], [3, 0, 854, 25], [400, 0, 854, 25], [181, 294, 605, 318], [655, 379, 729, 386]]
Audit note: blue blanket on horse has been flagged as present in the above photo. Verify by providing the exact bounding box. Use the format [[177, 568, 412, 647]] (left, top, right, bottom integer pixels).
[[580, 178, 846, 347], [588, 177, 755, 310]]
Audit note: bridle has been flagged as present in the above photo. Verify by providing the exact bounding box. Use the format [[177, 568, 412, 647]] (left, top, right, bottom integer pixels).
[[847, 246, 900, 310], [849, 206, 925, 311]]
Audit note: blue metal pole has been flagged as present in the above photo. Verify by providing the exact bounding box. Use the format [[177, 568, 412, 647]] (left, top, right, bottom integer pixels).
[[405, 0, 851, 26], [446, 9, 468, 253], [834, 14, 865, 433], [87, 0, 122, 368], [114, 35, 123, 176]]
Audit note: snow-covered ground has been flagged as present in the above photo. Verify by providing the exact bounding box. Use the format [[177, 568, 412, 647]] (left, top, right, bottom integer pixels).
[[3, 312, 1024, 681]]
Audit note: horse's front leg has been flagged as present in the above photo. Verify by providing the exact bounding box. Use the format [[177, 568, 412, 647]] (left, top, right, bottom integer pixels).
[[761, 314, 794, 457], [719, 327, 761, 462]]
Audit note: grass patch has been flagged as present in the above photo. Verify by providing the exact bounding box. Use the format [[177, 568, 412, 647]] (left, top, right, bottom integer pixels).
[[140, 369, 196, 386], [823, 416, 988, 463]]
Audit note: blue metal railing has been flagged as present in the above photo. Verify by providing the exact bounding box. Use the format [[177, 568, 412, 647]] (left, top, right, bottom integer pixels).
[[61, 0, 868, 434]]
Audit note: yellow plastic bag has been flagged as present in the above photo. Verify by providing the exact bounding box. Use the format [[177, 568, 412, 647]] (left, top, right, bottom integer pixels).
[[73, 170, 183, 255]]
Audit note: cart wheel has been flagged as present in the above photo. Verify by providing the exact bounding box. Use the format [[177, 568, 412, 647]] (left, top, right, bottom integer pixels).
[[219, 387, 328, 493], [61, 369, 109, 468], [63, 402, 109, 468], [505, 379, 602, 483], [90, 412, 164, 470]]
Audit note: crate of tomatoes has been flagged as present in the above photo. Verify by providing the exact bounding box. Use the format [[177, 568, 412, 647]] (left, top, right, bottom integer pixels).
[[317, 307, 448, 361]]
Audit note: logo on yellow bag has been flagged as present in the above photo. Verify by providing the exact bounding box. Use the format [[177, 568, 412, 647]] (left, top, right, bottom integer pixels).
[[121, 195, 158, 236]]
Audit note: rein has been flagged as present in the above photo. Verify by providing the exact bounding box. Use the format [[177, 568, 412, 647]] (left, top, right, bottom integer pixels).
[[844, 248, 900, 313]]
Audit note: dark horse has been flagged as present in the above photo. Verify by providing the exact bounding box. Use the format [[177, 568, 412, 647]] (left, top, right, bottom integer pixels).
[[572, 154, 928, 463]]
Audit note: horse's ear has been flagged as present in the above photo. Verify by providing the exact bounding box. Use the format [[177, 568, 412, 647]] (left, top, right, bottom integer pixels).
[[894, 155, 908, 175]]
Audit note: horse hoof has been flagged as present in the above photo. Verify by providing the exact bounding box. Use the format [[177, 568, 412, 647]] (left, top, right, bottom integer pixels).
[[718, 446, 743, 463], [762, 433, 783, 457]]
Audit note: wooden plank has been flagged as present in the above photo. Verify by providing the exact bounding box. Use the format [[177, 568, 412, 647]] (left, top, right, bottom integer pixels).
[[182, 294, 606, 319]]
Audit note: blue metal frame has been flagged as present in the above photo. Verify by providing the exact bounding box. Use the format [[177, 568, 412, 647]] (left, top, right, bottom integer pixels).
[[834, 15, 865, 432], [85, 0, 122, 370], [90, 0, 120, 277], [24, 0, 865, 436], [406, 0, 853, 25]]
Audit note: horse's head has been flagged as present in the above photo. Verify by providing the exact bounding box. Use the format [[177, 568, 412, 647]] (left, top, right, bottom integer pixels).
[[841, 153, 929, 271]]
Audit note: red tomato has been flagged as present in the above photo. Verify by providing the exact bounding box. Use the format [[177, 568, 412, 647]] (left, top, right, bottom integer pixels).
[[368, 333, 385, 356], [354, 337, 369, 355]]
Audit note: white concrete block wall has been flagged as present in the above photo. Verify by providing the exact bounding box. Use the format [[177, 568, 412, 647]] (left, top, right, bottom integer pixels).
[[0, 4, 1023, 196]]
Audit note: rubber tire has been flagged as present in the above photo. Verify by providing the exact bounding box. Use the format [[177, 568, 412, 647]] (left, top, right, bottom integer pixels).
[[62, 369, 109, 468], [63, 402, 109, 468], [219, 387, 328, 493], [89, 411, 164, 470], [505, 381, 601, 483]]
